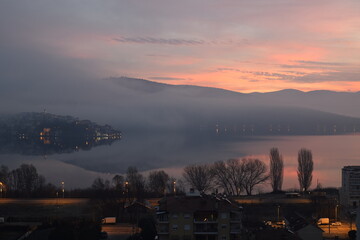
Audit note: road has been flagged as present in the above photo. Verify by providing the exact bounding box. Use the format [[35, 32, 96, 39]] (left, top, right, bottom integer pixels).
[[233, 197, 312, 204], [0, 198, 88, 205], [102, 223, 136, 240], [320, 222, 357, 239]]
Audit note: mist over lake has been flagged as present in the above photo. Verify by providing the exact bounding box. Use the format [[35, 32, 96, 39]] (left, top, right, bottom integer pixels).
[[1, 78, 360, 191], [1, 131, 358, 191]]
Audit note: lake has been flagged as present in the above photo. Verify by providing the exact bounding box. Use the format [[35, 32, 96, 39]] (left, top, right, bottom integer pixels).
[[0, 133, 359, 192]]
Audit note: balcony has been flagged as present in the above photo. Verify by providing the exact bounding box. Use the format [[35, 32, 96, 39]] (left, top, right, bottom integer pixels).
[[157, 212, 169, 223], [194, 223, 218, 235], [194, 211, 218, 224], [193, 219, 218, 224]]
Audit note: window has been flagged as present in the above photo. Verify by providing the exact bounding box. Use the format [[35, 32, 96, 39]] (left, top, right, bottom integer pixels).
[[221, 224, 227, 229], [221, 236, 226, 240], [221, 213, 227, 219], [172, 224, 178, 230], [184, 213, 191, 219], [173, 214, 178, 219], [184, 224, 190, 231]]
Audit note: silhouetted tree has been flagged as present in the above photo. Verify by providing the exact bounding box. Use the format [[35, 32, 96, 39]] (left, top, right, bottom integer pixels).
[[183, 164, 213, 193], [269, 147, 284, 193], [112, 174, 124, 192], [8, 164, 44, 197], [148, 170, 169, 196], [242, 158, 268, 195], [297, 148, 313, 192], [211, 159, 245, 195], [0, 165, 9, 183], [0, 165, 9, 193], [91, 177, 110, 191], [126, 166, 145, 198]]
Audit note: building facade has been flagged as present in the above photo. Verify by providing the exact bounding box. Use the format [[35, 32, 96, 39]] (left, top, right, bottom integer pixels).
[[340, 166, 360, 207], [156, 194, 242, 240]]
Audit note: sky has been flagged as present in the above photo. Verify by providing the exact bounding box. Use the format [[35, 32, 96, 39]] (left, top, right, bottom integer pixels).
[[1, 0, 360, 93]]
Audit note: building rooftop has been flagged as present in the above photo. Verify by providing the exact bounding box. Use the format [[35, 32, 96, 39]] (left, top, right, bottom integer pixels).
[[343, 166, 360, 170], [284, 212, 323, 233], [158, 195, 242, 213]]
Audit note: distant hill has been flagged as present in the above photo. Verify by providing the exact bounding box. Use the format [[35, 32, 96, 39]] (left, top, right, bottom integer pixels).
[[1, 76, 360, 135], [98, 77, 360, 135], [249, 89, 360, 118]]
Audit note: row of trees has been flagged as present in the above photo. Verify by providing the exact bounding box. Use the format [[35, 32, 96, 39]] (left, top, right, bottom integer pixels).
[[269, 147, 314, 193], [183, 158, 268, 195], [0, 148, 314, 197], [90, 167, 185, 199], [183, 147, 314, 195], [0, 164, 57, 197]]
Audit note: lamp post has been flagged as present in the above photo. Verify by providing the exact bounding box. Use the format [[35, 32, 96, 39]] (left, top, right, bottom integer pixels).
[[124, 181, 129, 201], [173, 181, 176, 196], [61, 181, 65, 198], [0, 182, 3, 198], [125, 181, 129, 194], [335, 204, 339, 221]]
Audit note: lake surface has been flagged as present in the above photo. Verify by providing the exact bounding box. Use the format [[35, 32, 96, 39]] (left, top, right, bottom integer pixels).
[[0, 133, 359, 191]]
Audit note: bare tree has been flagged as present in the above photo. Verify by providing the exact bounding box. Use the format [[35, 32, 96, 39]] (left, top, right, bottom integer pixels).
[[242, 158, 269, 195], [126, 166, 146, 198], [211, 161, 233, 194], [183, 164, 213, 193], [0, 165, 9, 193], [211, 159, 245, 195], [8, 164, 44, 197], [148, 170, 169, 196], [0, 165, 9, 183], [269, 148, 284, 193], [297, 148, 313, 192], [91, 177, 110, 190], [112, 174, 124, 192]]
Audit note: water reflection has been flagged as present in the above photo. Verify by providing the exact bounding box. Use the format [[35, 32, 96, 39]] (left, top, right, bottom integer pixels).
[[0, 132, 359, 189], [0, 134, 120, 155]]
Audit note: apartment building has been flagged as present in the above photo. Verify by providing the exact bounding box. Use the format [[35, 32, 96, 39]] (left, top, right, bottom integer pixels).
[[156, 193, 242, 240], [340, 166, 360, 207]]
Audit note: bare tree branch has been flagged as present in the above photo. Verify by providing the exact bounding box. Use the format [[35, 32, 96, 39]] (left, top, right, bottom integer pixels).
[[242, 158, 269, 195], [183, 164, 213, 193]]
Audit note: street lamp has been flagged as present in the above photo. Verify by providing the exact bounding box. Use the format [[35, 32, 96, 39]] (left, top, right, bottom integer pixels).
[[277, 205, 280, 223], [173, 181, 176, 196], [335, 204, 339, 221], [61, 181, 65, 198], [124, 181, 129, 196], [0, 182, 3, 198]]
